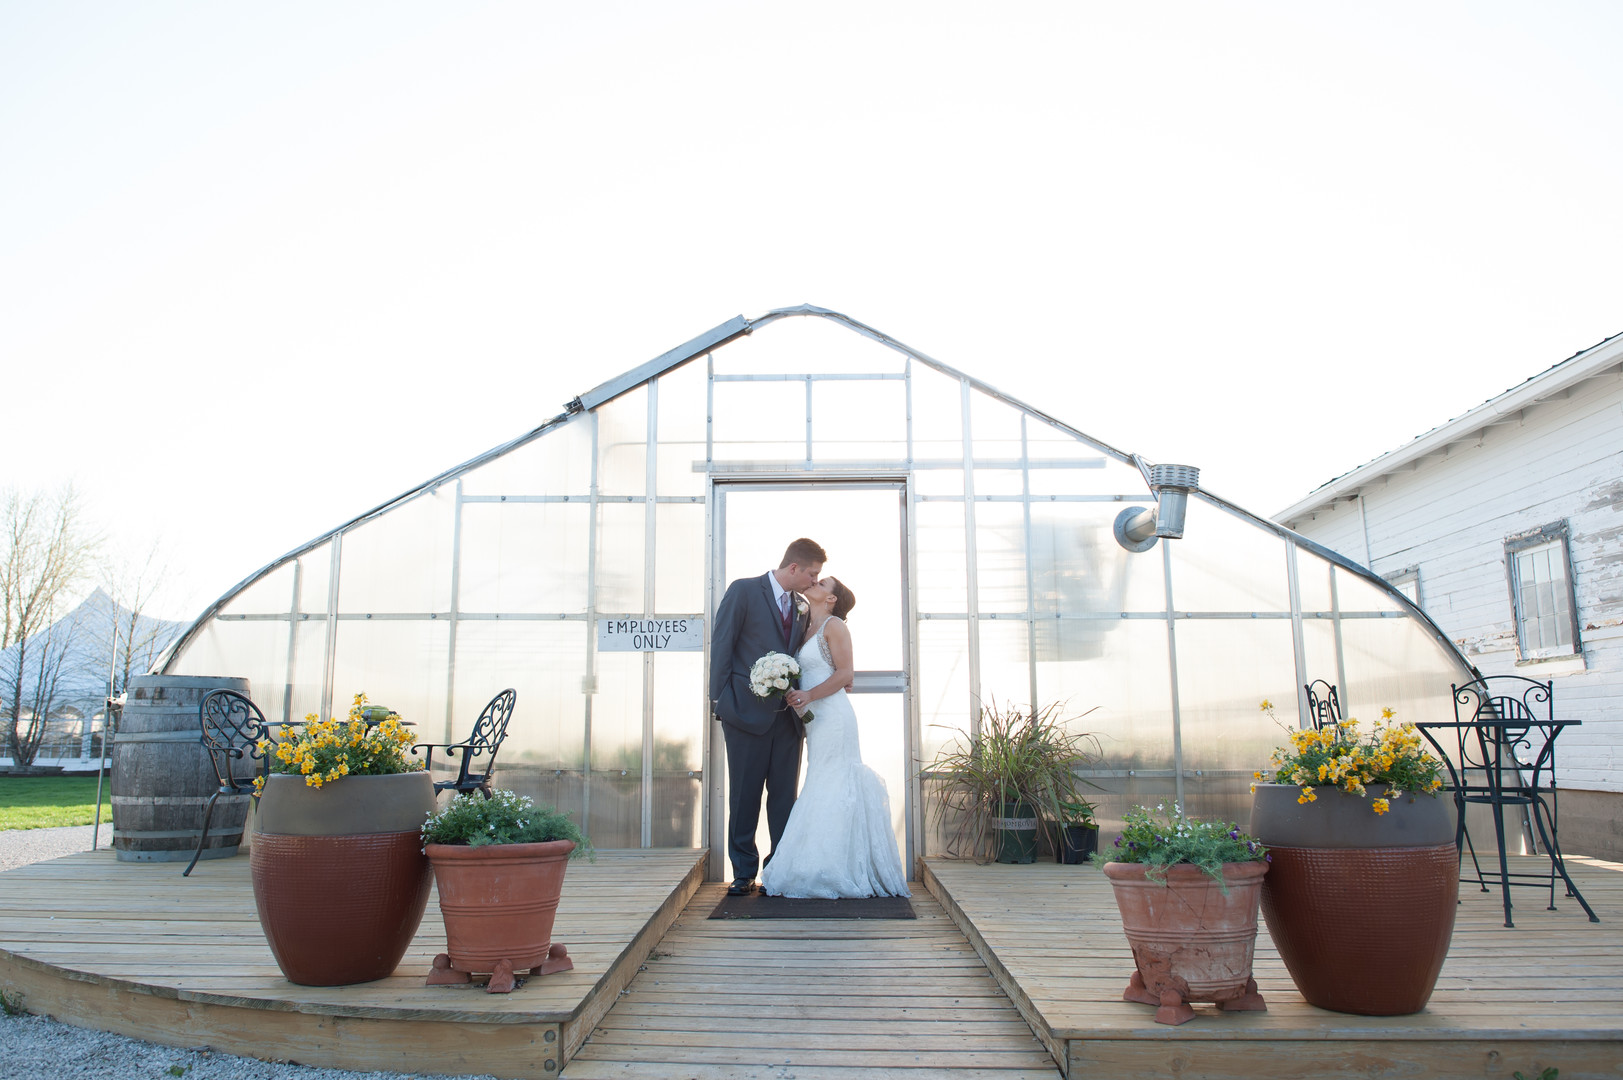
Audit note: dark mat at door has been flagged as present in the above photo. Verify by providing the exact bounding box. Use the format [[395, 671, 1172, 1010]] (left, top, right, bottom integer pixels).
[[709, 892, 916, 920]]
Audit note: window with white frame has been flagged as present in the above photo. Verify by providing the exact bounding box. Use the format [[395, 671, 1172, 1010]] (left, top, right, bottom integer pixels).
[[1383, 566, 1422, 609], [1505, 523, 1580, 660]]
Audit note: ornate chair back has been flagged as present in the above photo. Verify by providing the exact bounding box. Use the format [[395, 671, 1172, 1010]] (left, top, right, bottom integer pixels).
[[413, 688, 517, 798], [186, 688, 271, 877], [1304, 680, 1342, 731]]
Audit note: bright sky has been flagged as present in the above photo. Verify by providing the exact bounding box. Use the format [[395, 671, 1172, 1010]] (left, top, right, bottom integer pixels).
[[4, 1, 1620, 620]]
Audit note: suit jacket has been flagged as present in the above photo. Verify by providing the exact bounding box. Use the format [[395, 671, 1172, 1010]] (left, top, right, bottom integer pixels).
[[710, 573, 808, 737]]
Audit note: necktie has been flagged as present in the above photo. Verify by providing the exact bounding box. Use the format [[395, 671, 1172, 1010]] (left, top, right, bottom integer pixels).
[[780, 593, 792, 642]]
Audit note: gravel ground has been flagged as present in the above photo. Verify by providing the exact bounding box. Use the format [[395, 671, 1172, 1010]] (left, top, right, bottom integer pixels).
[[0, 828, 499, 1080]]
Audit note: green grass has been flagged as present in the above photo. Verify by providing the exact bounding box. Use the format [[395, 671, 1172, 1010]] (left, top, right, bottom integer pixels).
[[0, 776, 114, 831]]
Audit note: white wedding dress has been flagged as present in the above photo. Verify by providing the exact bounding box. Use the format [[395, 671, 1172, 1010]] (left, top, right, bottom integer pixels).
[[760, 617, 911, 899]]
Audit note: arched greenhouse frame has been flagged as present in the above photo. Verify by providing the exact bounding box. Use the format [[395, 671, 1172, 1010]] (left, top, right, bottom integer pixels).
[[159, 305, 1474, 877]]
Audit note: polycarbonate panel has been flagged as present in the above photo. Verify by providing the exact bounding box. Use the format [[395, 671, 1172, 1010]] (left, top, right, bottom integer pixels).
[[972, 469, 1024, 497], [977, 620, 1030, 708], [453, 621, 585, 768], [166, 620, 290, 717], [590, 650, 644, 847], [655, 503, 705, 613], [1168, 498, 1290, 612], [916, 620, 970, 764], [651, 652, 703, 844], [1031, 503, 1166, 623], [336, 488, 454, 614], [914, 468, 964, 496], [597, 386, 648, 497], [1300, 618, 1343, 722], [812, 378, 906, 462], [914, 501, 968, 613], [1036, 618, 1174, 772], [289, 621, 328, 722], [1296, 546, 1335, 612], [217, 561, 295, 615], [969, 389, 1023, 462], [1174, 618, 1298, 772], [1027, 456, 1147, 498], [909, 364, 963, 461], [974, 502, 1028, 613], [595, 503, 646, 614], [1338, 615, 1467, 728], [655, 362, 707, 497], [457, 502, 589, 614], [299, 543, 332, 613], [1333, 564, 1406, 613], [458, 415, 592, 497], [710, 380, 805, 464], [328, 620, 450, 736]]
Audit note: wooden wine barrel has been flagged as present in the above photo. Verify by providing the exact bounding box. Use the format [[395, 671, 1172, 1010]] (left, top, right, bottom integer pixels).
[[112, 674, 252, 863]]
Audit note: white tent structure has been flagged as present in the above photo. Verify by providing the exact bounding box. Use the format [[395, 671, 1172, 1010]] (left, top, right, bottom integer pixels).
[[158, 306, 1473, 874]]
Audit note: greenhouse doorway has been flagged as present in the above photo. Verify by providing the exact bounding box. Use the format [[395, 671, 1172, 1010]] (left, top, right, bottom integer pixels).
[[708, 480, 914, 882]]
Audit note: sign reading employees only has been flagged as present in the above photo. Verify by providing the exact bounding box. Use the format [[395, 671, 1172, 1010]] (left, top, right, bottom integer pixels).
[[596, 617, 704, 652]]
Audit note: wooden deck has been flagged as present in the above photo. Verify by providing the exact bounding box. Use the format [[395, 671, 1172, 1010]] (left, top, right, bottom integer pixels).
[[0, 847, 705, 1078], [922, 853, 1623, 1080], [561, 883, 1058, 1078]]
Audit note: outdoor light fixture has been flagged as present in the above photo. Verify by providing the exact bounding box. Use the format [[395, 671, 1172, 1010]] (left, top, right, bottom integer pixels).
[[1114, 462, 1201, 552]]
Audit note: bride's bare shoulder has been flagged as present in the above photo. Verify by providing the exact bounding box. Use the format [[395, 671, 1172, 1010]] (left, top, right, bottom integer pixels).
[[823, 616, 851, 642]]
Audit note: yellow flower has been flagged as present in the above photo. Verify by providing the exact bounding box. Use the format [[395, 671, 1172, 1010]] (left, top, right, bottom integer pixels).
[[1259, 699, 1273, 711], [1381, 707, 1395, 720], [1372, 798, 1390, 815]]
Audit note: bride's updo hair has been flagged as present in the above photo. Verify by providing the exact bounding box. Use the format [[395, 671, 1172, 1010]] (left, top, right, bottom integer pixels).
[[828, 577, 856, 621]]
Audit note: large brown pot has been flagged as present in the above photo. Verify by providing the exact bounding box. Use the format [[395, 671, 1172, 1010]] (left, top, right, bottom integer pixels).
[[1103, 860, 1269, 1025], [424, 840, 575, 980], [1250, 782, 1458, 1015], [250, 771, 435, 986]]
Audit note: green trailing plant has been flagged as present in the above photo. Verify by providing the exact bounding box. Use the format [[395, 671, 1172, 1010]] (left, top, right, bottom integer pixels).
[[1092, 802, 1268, 889], [925, 698, 1100, 862], [1513, 1069, 1557, 1080], [421, 789, 590, 856]]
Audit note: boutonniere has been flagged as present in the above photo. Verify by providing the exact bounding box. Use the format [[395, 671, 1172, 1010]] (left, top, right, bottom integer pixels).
[[796, 599, 808, 617]]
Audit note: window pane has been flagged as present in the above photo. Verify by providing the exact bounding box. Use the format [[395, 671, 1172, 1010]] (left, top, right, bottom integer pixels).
[[915, 501, 968, 613], [595, 503, 646, 613], [299, 543, 333, 613], [975, 502, 1027, 614], [329, 620, 450, 737], [655, 503, 704, 614], [1168, 499, 1289, 612], [910, 365, 962, 462], [813, 378, 906, 462], [454, 621, 585, 768], [219, 562, 295, 615], [711, 380, 804, 464], [460, 416, 592, 497], [337, 488, 454, 614], [458, 503, 589, 613], [656, 362, 707, 497], [597, 387, 648, 497]]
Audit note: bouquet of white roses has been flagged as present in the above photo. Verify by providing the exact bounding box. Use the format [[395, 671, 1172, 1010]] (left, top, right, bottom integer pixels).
[[749, 651, 813, 722]]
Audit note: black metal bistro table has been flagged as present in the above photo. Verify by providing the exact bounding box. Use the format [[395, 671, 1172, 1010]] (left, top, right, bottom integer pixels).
[[1416, 679, 1598, 928]]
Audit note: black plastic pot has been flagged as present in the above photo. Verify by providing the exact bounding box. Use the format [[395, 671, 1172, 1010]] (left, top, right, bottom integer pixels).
[[1057, 824, 1099, 864]]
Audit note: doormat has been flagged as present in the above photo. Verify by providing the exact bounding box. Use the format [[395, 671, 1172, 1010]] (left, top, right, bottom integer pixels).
[[708, 892, 916, 920]]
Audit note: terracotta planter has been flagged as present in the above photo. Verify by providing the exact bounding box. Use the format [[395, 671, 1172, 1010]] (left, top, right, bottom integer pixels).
[[250, 772, 435, 986], [1250, 783, 1458, 1015], [423, 840, 576, 992], [1103, 860, 1269, 1025]]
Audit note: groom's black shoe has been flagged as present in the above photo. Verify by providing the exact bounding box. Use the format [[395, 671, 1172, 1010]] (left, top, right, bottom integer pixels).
[[727, 878, 755, 896]]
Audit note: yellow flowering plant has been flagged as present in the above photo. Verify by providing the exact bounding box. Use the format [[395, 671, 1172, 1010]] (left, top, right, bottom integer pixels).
[[1254, 700, 1445, 815], [255, 692, 424, 791]]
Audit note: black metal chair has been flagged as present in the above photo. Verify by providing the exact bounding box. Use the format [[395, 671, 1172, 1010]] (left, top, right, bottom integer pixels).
[[413, 689, 516, 798], [1418, 677, 1597, 927], [1304, 680, 1342, 731], [185, 689, 272, 877]]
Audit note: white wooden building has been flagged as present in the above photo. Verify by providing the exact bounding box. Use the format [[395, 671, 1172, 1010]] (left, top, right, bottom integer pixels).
[[1278, 331, 1623, 860]]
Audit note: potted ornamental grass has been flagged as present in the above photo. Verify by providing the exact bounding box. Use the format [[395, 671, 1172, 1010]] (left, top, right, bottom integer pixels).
[[1095, 803, 1270, 1026], [1250, 701, 1456, 1016], [250, 693, 434, 986], [926, 699, 1099, 864], [420, 789, 589, 993]]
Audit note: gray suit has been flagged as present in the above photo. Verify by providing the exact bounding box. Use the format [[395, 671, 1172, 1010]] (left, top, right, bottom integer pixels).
[[710, 572, 807, 882]]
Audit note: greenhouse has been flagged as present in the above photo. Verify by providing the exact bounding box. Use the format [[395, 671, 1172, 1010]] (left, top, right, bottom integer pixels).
[[158, 305, 1473, 877]]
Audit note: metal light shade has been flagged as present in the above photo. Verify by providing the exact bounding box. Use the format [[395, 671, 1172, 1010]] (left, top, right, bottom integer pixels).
[[1114, 463, 1201, 551]]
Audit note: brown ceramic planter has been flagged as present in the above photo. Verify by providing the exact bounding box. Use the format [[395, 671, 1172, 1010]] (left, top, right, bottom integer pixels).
[[250, 772, 435, 986], [1102, 860, 1269, 1025], [1250, 783, 1458, 1015], [424, 840, 575, 984]]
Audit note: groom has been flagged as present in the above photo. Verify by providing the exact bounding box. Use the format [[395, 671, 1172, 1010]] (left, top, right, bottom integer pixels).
[[709, 537, 826, 895]]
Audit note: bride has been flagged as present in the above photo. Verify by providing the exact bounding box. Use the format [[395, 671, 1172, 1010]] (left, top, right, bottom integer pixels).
[[760, 577, 910, 899]]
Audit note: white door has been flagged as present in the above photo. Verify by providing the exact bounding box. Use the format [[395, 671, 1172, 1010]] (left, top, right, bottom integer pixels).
[[707, 481, 912, 881]]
